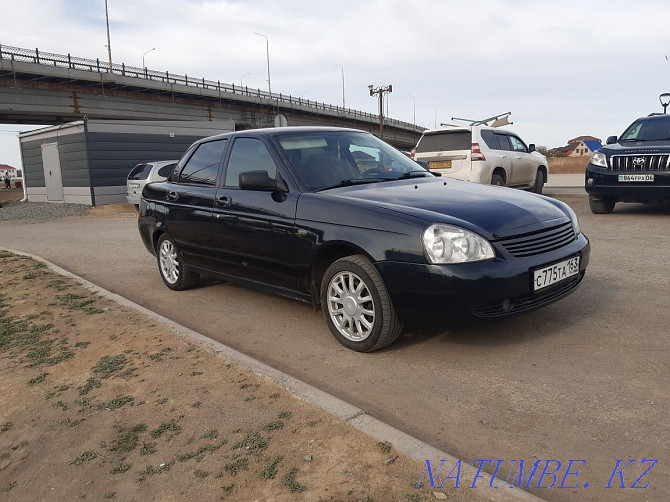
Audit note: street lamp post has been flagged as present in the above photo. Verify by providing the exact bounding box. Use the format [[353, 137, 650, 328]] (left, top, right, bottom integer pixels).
[[253, 32, 272, 97], [368, 84, 392, 139], [104, 0, 113, 72], [334, 63, 345, 109], [240, 72, 251, 87], [142, 47, 155, 68], [408, 95, 416, 127]]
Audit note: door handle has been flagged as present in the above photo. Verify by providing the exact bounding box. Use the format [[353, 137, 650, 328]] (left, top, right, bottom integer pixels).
[[216, 196, 232, 207], [166, 191, 178, 202]]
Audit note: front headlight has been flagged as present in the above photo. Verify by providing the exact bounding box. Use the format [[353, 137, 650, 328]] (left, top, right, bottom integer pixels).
[[590, 151, 608, 168], [422, 224, 495, 264], [557, 201, 581, 236]]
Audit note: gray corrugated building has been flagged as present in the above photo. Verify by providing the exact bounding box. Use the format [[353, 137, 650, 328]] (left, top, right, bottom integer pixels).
[[18, 119, 234, 205]]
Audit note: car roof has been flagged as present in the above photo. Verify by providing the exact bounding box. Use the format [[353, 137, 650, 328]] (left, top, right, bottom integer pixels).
[[421, 125, 512, 135]]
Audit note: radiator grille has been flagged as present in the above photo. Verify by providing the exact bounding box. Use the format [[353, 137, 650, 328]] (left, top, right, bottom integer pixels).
[[610, 154, 670, 171], [498, 222, 576, 258]]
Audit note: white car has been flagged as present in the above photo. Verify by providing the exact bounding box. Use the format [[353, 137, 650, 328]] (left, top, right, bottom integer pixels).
[[412, 126, 548, 193], [126, 160, 178, 207]]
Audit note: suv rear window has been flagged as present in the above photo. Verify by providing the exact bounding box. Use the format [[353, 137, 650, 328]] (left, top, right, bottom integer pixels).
[[128, 163, 153, 180], [416, 131, 471, 152]]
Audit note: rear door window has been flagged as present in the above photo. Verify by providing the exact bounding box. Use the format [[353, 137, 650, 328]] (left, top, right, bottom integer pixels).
[[178, 140, 228, 185], [128, 163, 153, 180], [494, 134, 512, 151], [417, 131, 471, 152], [480, 130, 500, 150]]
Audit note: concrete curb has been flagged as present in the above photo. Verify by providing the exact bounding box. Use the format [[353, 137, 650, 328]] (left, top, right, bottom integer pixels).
[[4, 247, 545, 502]]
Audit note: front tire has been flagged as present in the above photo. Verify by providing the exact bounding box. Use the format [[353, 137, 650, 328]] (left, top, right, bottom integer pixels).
[[491, 174, 505, 186], [531, 171, 544, 194], [320, 255, 403, 352], [157, 234, 199, 290], [589, 195, 615, 214]]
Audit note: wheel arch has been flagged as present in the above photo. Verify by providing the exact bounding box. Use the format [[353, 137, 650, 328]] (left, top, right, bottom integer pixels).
[[309, 242, 375, 307], [492, 167, 507, 184], [537, 165, 548, 183]]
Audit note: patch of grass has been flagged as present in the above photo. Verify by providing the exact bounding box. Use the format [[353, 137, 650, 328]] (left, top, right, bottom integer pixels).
[[140, 442, 157, 455], [307, 420, 319, 427], [156, 397, 169, 405], [74, 397, 93, 409], [103, 493, 116, 499], [78, 377, 101, 395], [2, 481, 17, 492], [191, 371, 203, 376], [194, 469, 211, 478], [99, 395, 134, 410], [377, 441, 392, 454], [221, 483, 235, 495], [75, 341, 90, 348], [141, 461, 175, 475], [92, 355, 128, 378], [110, 463, 131, 474], [46, 279, 68, 290], [278, 411, 292, 419], [232, 432, 267, 454], [0, 422, 13, 433], [28, 373, 48, 386], [282, 467, 307, 493], [70, 451, 98, 465], [23, 270, 49, 280], [269, 392, 280, 399], [263, 420, 284, 432], [191, 401, 202, 408], [177, 442, 226, 463], [405, 495, 422, 502], [110, 423, 147, 453], [200, 429, 218, 440], [259, 456, 283, 480], [151, 420, 181, 439], [224, 457, 248, 476], [55, 400, 68, 411], [239, 383, 252, 389]]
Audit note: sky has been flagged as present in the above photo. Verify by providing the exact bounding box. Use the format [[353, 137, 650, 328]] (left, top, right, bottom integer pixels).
[[2, 0, 670, 169]]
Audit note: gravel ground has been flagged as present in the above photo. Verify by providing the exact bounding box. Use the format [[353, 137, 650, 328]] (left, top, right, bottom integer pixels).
[[0, 201, 91, 222]]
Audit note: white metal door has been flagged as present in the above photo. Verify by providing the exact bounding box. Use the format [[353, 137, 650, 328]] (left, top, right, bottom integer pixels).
[[41, 142, 64, 201]]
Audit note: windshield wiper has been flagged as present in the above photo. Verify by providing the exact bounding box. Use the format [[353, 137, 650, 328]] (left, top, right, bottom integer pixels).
[[397, 171, 431, 179], [315, 178, 386, 192]]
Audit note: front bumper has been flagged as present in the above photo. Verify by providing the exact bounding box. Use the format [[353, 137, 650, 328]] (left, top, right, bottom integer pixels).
[[377, 234, 590, 326], [585, 164, 670, 202]]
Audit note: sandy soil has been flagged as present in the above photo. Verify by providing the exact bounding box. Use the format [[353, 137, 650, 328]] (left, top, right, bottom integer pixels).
[[0, 251, 489, 502]]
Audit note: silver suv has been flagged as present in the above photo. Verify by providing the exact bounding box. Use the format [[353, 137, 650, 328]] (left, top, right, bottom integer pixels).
[[412, 126, 548, 193]]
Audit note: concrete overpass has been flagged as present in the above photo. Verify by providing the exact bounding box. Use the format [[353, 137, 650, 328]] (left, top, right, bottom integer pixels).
[[0, 45, 424, 149]]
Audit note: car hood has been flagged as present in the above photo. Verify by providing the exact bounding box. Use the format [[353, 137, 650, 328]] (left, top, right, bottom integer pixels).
[[602, 139, 670, 154], [327, 178, 570, 238]]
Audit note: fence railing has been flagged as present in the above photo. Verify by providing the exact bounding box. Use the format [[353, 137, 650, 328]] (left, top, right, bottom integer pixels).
[[0, 44, 420, 131]]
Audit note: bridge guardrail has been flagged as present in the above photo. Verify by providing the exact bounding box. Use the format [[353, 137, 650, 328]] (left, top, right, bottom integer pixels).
[[0, 44, 422, 131]]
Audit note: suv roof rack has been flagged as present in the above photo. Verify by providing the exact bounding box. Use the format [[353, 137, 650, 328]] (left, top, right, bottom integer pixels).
[[449, 112, 513, 127]]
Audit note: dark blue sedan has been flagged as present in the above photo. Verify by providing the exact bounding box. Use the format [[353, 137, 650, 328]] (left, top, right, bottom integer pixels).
[[139, 127, 589, 352]]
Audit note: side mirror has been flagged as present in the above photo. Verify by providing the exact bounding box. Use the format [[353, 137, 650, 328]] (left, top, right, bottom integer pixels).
[[239, 170, 286, 192], [528, 143, 536, 152], [606, 136, 617, 145]]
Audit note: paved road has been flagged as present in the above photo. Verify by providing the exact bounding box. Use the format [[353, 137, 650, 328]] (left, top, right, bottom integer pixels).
[[1, 195, 668, 502]]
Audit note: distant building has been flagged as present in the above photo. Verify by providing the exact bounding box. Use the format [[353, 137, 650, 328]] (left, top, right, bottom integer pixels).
[[568, 140, 603, 157], [0, 164, 20, 179], [568, 135, 601, 145]]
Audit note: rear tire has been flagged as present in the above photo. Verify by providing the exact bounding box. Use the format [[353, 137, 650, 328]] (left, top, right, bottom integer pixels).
[[491, 174, 505, 186], [589, 195, 615, 214], [157, 234, 199, 290], [320, 255, 403, 352]]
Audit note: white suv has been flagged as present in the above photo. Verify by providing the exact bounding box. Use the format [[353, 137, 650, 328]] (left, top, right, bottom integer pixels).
[[412, 126, 548, 193]]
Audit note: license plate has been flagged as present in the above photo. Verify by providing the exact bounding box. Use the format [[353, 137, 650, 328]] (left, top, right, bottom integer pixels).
[[618, 174, 654, 182], [129, 182, 141, 189], [430, 161, 452, 169], [533, 256, 580, 291]]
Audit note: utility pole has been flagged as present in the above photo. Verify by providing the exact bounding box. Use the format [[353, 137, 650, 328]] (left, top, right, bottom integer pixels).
[[368, 84, 392, 139], [104, 0, 113, 73]]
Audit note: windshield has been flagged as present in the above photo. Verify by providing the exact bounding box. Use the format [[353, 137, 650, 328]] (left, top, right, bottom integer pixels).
[[620, 116, 670, 142], [275, 131, 430, 191]]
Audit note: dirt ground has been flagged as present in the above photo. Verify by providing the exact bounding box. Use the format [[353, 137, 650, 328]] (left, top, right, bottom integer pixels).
[[0, 251, 490, 502]]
